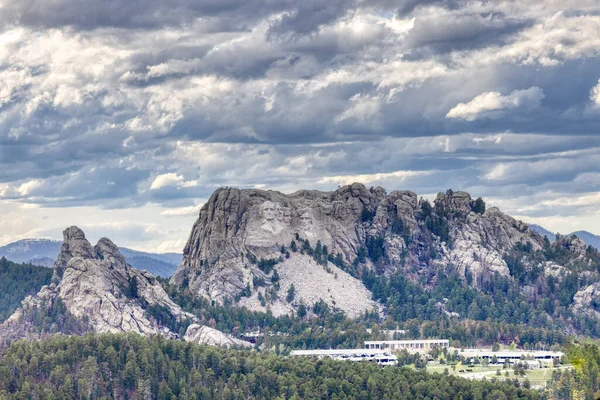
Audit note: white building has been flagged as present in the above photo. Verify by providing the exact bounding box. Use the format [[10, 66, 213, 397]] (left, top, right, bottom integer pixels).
[[364, 339, 450, 353], [458, 349, 563, 364], [290, 349, 398, 366]]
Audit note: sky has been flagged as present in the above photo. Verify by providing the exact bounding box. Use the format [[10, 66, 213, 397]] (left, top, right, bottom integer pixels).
[[1, 0, 600, 252]]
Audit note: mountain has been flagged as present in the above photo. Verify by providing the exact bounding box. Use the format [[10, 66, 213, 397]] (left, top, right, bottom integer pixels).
[[0, 226, 250, 347], [119, 248, 181, 277], [529, 224, 556, 241], [0, 238, 180, 277], [0, 239, 61, 264], [527, 224, 600, 251], [571, 230, 600, 250], [171, 184, 600, 336]]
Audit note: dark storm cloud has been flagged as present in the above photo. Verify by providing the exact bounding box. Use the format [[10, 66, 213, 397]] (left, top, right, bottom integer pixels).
[[394, 0, 461, 16], [267, 0, 354, 37], [0, 0, 282, 30], [1, 0, 600, 230], [1, 0, 366, 33], [402, 12, 533, 57]]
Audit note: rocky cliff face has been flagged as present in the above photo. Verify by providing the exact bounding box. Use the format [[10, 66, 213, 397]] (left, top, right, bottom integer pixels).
[[184, 324, 253, 348], [3, 227, 251, 347], [7, 226, 190, 337], [171, 184, 556, 316], [171, 184, 387, 314]]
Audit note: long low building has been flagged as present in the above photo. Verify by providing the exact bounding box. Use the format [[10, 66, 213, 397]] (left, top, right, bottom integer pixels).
[[364, 339, 450, 353], [458, 348, 563, 362], [290, 349, 398, 366]]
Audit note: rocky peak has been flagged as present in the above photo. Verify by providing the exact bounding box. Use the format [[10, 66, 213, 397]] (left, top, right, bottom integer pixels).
[[3, 227, 252, 348], [95, 237, 128, 267], [555, 234, 588, 260], [172, 183, 585, 313], [6, 227, 192, 338], [54, 226, 95, 279], [62, 226, 95, 258], [434, 190, 472, 212]]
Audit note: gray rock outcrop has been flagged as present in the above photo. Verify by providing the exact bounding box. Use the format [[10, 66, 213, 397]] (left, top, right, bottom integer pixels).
[[8, 226, 190, 337], [3, 227, 249, 348], [184, 324, 253, 348], [171, 184, 550, 313], [237, 253, 377, 318], [573, 282, 600, 319], [171, 183, 387, 305]]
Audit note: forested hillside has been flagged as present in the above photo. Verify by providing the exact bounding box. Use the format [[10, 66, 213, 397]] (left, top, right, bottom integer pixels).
[[163, 281, 567, 353], [0, 333, 539, 399], [548, 341, 600, 399], [0, 257, 52, 322]]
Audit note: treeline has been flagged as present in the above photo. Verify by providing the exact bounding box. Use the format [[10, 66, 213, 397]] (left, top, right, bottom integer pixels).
[[161, 232, 574, 349], [362, 266, 572, 342], [0, 333, 541, 399], [548, 341, 600, 399], [0, 257, 52, 322], [162, 278, 566, 352]]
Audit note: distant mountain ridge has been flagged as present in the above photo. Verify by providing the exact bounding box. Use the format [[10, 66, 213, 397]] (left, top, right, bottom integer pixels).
[[529, 224, 600, 250], [571, 230, 600, 250], [529, 224, 556, 241], [0, 238, 180, 277]]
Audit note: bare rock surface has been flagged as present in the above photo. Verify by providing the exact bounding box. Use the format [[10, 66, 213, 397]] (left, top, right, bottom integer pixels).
[[6, 227, 191, 337], [171, 183, 386, 305], [573, 283, 600, 318], [238, 254, 376, 318], [184, 324, 253, 348]]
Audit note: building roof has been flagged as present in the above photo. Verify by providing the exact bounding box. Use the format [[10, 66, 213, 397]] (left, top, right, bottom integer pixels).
[[458, 349, 563, 358]]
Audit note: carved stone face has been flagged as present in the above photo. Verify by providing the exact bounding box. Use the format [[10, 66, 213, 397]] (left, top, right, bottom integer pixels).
[[260, 201, 276, 221], [299, 211, 313, 230], [283, 209, 292, 225], [275, 203, 283, 221]]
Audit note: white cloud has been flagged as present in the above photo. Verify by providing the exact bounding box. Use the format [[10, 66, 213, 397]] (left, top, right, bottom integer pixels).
[[150, 173, 183, 190], [483, 164, 510, 181], [446, 87, 545, 121], [149, 173, 198, 191], [317, 170, 432, 186], [590, 79, 600, 107], [160, 205, 200, 217], [335, 94, 381, 124], [17, 179, 43, 196], [155, 239, 187, 253]]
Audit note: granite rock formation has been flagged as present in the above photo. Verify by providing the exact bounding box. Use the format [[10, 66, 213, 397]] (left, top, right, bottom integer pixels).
[[3, 227, 248, 348], [6, 227, 190, 337], [171, 184, 554, 316], [237, 253, 377, 318], [184, 324, 253, 348]]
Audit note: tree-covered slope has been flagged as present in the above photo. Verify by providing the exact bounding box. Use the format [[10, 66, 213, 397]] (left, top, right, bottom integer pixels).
[[0, 333, 539, 400], [0, 257, 52, 322]]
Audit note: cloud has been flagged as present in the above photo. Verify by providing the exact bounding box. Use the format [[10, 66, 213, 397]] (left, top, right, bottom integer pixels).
[[150, 174, 184, 190], [446, 87, 545, 121], [160, 205, 201, 217], [402, 10, 532, 57], [150, 173, 197, 190], [590, 79, 600, 106], [1, 0, 600, 247], [317, 170, 433, 187]]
